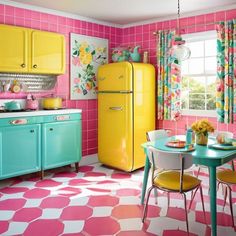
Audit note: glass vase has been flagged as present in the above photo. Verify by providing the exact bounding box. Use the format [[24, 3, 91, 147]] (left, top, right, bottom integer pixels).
[[195, 132, 208, 145]]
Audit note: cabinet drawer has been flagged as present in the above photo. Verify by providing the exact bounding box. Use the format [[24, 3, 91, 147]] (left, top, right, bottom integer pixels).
[[0, 117, 38, 127]]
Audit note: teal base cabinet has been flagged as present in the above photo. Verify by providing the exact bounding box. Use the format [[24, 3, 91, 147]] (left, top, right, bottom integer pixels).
[[0, 110, 82, 180], [0, 124, 41, 179], [42, 120, 81, 173]]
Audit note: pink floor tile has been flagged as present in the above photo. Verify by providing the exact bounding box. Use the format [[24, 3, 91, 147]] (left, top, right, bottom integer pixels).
[[23, 188, 51, 199], [35, 179, 62, 187], [0, 199, 26, 210], [60, 206, 93, 220], [84, 217, 120, 235], [40, 196, 70, 209], [88, 195, 119, 206], [0, 221, 9, 234], [24, 219, 64, 236], [12, 208, 42, 222], [0, 187, 29, 194]]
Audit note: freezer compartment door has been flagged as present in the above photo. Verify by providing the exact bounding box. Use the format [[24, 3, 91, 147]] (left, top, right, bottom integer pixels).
[[98, 62, 133, 92], [98, 93, 133, 171]]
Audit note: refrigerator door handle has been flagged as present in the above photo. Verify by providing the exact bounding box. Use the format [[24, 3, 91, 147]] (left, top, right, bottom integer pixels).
[[109, 106, 123, 111]]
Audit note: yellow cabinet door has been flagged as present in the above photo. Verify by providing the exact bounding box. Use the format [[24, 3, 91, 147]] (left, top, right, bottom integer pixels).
[[98, 93, 133, 171], [30, 30, 65, 74], [0, 25, 28, 73]]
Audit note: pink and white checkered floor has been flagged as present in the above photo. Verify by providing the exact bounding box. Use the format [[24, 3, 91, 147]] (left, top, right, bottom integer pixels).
[[0, 163, 235, 236]]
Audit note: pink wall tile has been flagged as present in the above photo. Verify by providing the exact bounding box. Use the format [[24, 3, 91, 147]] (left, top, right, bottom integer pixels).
[[5, 15, 14, 24], [226, 9, 236, 20], [5, 5, 14, 15], [15, 7, 24, 18], [0, 15, 4, 23], [215, 11, 226, 21]]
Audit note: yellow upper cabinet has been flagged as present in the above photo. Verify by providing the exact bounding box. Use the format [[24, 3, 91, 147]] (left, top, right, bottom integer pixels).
[[0, 24, 28, 73], [0, 24, 65, 74], [30, 30, 65, 74]]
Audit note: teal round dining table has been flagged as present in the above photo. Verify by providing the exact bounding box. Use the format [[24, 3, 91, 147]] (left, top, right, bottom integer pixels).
[[141, 136, 236, 236]]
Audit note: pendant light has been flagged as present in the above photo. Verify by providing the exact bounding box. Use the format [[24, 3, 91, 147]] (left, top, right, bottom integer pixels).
[[171, 0, 191, 61]]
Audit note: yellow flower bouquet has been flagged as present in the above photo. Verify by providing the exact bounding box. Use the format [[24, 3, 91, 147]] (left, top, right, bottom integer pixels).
[[191, 119, 215, 145]]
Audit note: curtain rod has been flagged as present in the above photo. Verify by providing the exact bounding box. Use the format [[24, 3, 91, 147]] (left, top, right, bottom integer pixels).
[[153, 21, 220, 35]]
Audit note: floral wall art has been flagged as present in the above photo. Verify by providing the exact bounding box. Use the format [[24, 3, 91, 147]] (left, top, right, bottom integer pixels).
[[70, 33, 108, 100]]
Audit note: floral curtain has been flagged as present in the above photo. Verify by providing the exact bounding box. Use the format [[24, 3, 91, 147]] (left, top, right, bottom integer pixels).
[[216, 19, 236, 123], [157, 31, 181, 120]]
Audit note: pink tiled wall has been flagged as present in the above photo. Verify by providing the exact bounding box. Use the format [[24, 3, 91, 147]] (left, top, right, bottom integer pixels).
[[0, 4, 236, 156], [121, 8, 236, 137], [0, 4, 122, 156]]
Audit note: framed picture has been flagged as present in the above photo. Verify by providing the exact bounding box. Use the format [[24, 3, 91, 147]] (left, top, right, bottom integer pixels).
[[70, 33, 108, 100]]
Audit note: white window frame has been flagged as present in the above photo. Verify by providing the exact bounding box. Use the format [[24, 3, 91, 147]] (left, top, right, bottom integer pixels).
[[181, 31, 217, 117]]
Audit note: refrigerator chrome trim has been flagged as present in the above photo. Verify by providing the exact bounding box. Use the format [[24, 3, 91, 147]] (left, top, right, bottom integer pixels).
[[97, 91, 133, 94]]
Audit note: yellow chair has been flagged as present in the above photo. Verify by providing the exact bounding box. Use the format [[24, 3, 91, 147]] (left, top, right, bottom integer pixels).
[[142, 146, 206, 234], [217, 169, 236, 228]]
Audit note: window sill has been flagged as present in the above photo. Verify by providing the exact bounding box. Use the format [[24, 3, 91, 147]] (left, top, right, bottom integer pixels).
[[181, 109, 217, 117]]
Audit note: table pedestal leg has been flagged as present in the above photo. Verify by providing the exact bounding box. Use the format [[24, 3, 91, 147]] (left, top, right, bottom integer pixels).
[[141, 156, 150, 205], [209, 166, 217, 236]]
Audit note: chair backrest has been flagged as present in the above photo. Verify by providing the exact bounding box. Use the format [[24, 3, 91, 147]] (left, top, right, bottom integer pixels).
[[147, 146, 193, 171], [210, 131, 234, 139], [217, 131, 233, 138], [146, 129, 169, 141], [146, 129, 193, 170]]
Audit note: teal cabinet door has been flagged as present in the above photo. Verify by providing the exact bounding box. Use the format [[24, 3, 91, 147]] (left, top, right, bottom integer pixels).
[[0, 124, 41, 179], [42, 121, 81, 170]]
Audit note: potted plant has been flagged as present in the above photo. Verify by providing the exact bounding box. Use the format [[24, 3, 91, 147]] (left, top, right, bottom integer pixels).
[[191, 119, 215, 145]]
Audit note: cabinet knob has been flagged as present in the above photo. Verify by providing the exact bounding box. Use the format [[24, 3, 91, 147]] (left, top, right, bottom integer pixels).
[[33, 64, 37, 68], [21, 63, 26, 68], [49, 128, 53, 131], [30, 130, 34, 133]]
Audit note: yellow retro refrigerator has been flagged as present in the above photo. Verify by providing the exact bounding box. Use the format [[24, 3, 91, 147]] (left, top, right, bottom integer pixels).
[[97, 61, 155, 171]]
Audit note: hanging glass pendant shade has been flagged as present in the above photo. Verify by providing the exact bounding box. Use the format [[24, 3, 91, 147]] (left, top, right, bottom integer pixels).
[[171, 0, 191, 61]]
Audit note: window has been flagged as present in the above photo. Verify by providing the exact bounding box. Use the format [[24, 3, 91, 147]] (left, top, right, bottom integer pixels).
[[181, 31, 217, 117]]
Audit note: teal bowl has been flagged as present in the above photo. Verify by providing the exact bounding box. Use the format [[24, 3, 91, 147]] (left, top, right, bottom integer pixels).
[[4, 101, 21, 111]]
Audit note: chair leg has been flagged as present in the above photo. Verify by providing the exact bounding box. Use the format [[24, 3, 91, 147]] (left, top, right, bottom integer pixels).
[[167, 192, 170, 208], [228, 186, 235, 229], [189, 187, 198, 210], [142, 186, 154, 223], [223, 185, 228, 210], [199, 185, 207, 223], [183, 193, 189, 236], [154, 188, 158, 204], [196, 166, 201, 178]]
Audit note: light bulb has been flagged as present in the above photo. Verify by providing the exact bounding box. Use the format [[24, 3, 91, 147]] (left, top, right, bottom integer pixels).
[[172, 44, 191, 61]]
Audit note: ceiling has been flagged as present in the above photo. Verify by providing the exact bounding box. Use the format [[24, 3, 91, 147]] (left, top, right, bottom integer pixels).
[[8, 0, 236, 25]]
